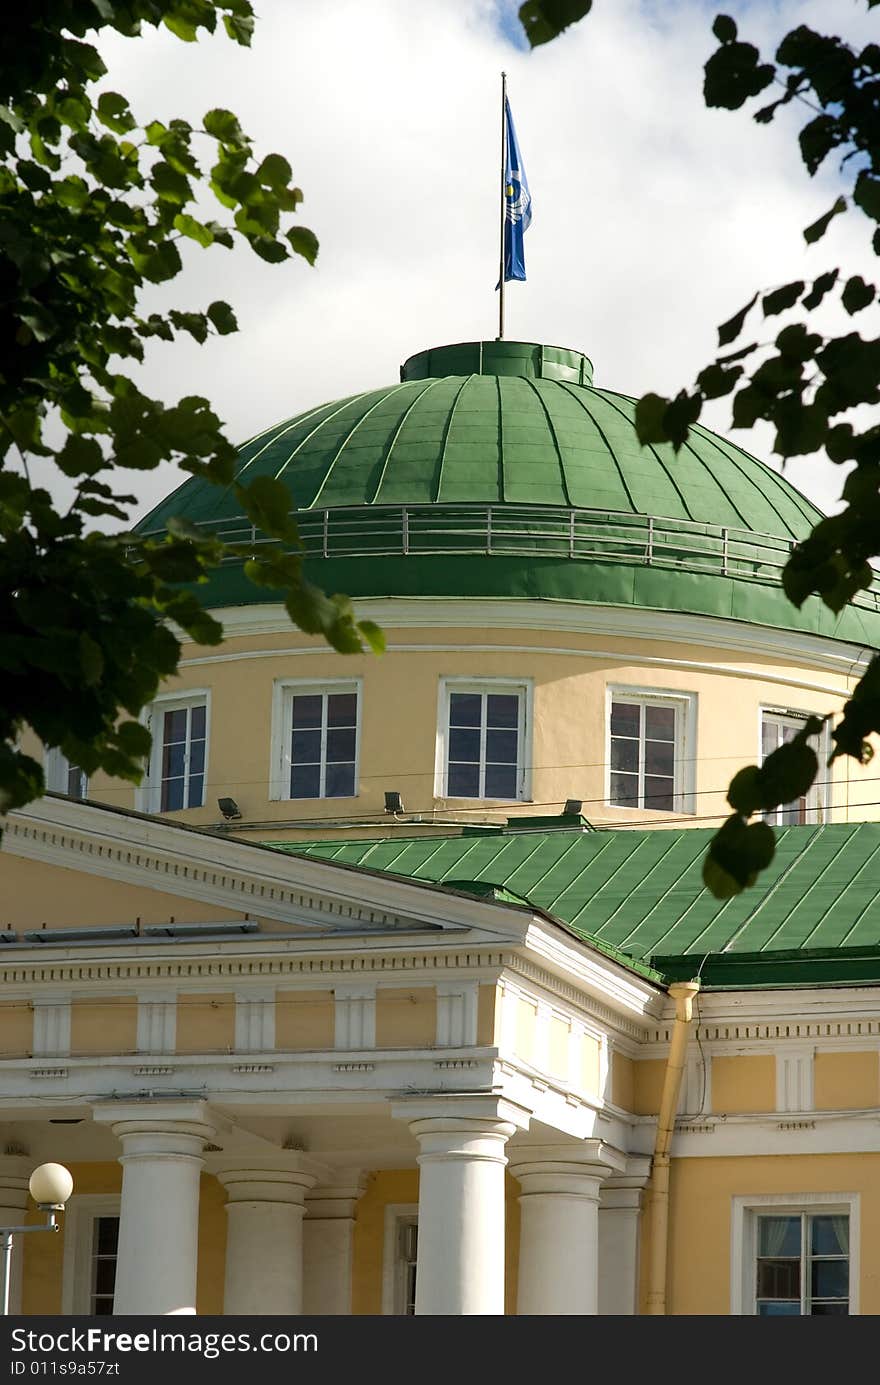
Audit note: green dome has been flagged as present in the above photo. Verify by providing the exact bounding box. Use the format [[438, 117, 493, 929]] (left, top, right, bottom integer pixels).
[[137, 340, 880, 645]]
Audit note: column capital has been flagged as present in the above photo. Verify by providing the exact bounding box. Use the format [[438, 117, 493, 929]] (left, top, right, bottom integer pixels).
[[601, 1152, 653, 1201], [305, 1172, 367, 1221], [215, 1154, 327, 1208], [0, 1157, 32, 1216], [92, 1102, 215, 1163], [509, 1139, 627, 1196], [391, 1093, 531, 1132]]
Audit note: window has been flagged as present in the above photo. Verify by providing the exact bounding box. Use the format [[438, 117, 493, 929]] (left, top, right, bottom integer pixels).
[[437, 680, 530, 800], [761, 711, 827, 825], [382, 1206, 418, 1315], [271, 681, 360, 801], [44, 749, 88, 799], [140, 692, 209, 813], [731, 1194, 858, 1316], [61, 1196, 121, 1315], [607, 689, 695, 813]]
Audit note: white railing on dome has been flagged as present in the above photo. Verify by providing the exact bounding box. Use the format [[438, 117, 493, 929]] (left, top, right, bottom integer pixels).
[[138, 503, 880, 615]]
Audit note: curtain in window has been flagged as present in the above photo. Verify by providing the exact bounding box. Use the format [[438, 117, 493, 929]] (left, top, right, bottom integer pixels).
[[760, 1217, 792, 1256], [830, 1216, 849, 1254]]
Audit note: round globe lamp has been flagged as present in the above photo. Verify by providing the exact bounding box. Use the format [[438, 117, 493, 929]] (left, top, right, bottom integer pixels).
[[28, 1162, 74, 1208]]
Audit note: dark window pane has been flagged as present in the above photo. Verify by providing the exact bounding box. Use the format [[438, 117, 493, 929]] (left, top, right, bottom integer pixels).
[[187, 774, 204, 808], [645, 739, 674, 777], [93, 1259, 116, 1295], [95, 1218, 119, 1254], [449, 727, 480, 762], [162, 742, 185, 780], [189, 704, 206, 738], [486, 694, 519, 728], [326, 727, 356, 763], [645, 705, 675, 740], [811, 1261, 848, 1299], [485, 763, 517, 799], [291, 763, 321, 799], [811, 1302, 848, 1315], [812, 1217, 848, 1256], [644, 776, 674, 810], [610, 772, 638, 807], [757, 1302, 800, 1316], [762, 720, 778, 759], [759, 1217, 800, 1257], [485, 728, 518, 764], [756, 1259, 800, 1300], [611, 737, 639, 773], [449, 693, 482, 727], [189, 740, 205, 775], [164, 708, 187, 743], [325, 762, 355, 798], [161, 778, 184, 812], [292, 729, 321, 764], [292, 695, 323, 729], [67, 765, 87, 799], [93, 1297, 114, 1316], [327, 693, 357, 727], [448, 762, 480, 797], [610, 702, 640, 737]]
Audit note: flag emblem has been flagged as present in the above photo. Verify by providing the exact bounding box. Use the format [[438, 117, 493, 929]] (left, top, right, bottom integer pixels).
[[502, 97, 532, 283]]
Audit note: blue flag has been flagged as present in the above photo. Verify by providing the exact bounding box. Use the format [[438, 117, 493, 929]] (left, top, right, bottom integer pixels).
[[501, 97, 532, 283]]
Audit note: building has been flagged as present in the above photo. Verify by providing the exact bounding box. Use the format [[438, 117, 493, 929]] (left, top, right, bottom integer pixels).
[[3, 339, 880, 1315]]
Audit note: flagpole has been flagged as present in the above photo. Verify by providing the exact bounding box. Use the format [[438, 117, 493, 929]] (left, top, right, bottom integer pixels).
[[498, 70, 507, 340]]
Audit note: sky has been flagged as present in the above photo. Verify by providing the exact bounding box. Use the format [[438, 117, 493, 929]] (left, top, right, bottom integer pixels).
[[87, 0, 879, 524]]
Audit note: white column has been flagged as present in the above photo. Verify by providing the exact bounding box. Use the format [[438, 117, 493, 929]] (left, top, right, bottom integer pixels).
[[510, 1141, 625, 1316], [217, 1157, 321, 1315], [0, 1157, 31, 1314], [303, 1175, 365, 1314], [93, 1102, 213, 1316], [392, 1095, 529, 1316], [598, 1155, 652, 1315]]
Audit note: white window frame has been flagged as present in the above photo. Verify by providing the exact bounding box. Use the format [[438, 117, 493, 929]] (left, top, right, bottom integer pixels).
[[269, 678, 362, 802], [44, 748, 88, 799], [731, 1192, 859, 1316], [435, 677, 532, 802], [759, 706, 830, 826], [61, 1194, 121, 1315], [381, 1203, 419, 1315], [137, 688, 211, 814], [605, 685, 696, 815]]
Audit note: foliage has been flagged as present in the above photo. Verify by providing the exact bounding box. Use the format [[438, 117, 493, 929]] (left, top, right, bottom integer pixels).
[[0, 2, 383, 818], [520, 0, 880, 897]]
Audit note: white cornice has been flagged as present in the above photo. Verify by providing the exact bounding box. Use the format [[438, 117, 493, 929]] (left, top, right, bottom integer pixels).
[[203, 600, 874, 682]]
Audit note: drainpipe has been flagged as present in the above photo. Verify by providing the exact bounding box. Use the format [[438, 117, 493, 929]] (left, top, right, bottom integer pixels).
[[644, 978, 700, 1316]]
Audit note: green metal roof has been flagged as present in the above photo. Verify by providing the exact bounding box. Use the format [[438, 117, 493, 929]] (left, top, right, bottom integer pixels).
[[135, 340, 880, 643], [274, 823, 880, 990]]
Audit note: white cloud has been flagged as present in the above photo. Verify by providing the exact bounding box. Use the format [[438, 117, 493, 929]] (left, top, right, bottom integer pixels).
[[81, 0, 877, 522]]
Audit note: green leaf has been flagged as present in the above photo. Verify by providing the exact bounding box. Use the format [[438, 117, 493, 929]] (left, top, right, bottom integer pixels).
[[762, 281, 804, 316], [634, 393, 671, 446], [703, 815, 777, 898], [169, 310, 209, 344], [173, 213, 214, 247], [239, 476, 294, 538], [518, 0, 592, 47], [802, 268, 839, 310], [696, 363, 743, 399], [56, 436, 104, 478], [204, 107, 245, 145], [96, 91, 136, 135], [704, 41, 775, 110], [206, 300, 238, 334], [357, 620, 386, 655], [79, 632, 104, 685], [718, 293, 758, 346], [855, 171, 880, 222], [804, 196, 846, 244], [286, 225, 319, 265], [841, 275, 876, 315], [712, 15, 737, 43], [256, 153, 292, 188]]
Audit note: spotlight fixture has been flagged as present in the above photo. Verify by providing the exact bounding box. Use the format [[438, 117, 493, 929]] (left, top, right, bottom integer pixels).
[[218, 797, 242, 821], [564, 799, 584, 816], [384, 790, 404, 814]]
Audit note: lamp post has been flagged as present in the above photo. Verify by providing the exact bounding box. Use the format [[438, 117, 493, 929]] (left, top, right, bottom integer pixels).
[[0, 1163, 74, 1315]]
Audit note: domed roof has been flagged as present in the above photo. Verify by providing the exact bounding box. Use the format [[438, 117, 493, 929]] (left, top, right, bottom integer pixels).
[[137, 340, 880, 644]]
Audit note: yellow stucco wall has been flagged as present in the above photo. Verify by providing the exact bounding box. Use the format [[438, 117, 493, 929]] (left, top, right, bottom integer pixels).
[[70, 998, 137, 1056], [0, 1001, 33, 1057], [0, 853, 243, 930], [814, 1051, 879, 1110], [633, 1059, 666, 1115], [477, 984, 498, 1046], [375, 988, 437, 1049], [28, 619, 874, 836], [549, 1016, 569, 1078], [661, 1153, 880, 1315], [581, 1033, 601, 1097], [613, 1052, 635, 1110], [515, 998, 536, 1060], [351, 1168, 521, 1315], [175, 993, 235, 1054], [711, 1055, 776, 1114], [275, 990, 335, 1050]]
